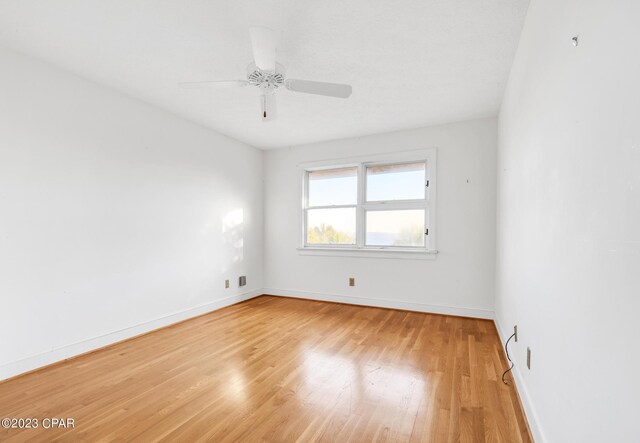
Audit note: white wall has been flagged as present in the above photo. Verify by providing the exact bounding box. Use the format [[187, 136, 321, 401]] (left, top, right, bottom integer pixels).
[[264, 118, 497, 318], [0, 46, 263, 380], [495, 0, 640, 441]]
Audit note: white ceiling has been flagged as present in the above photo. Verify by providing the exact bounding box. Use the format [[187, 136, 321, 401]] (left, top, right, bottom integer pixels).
[[0, 0, 529, 149]]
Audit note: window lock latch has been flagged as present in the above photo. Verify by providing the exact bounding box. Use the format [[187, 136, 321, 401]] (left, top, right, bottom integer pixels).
[[425, 228, 429, 235]]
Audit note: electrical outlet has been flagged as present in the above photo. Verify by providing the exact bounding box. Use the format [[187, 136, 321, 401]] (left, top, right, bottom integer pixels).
[[224, 279, 230, 289], [238, 276, 246, 287], [348, 277, 355, 287], [514, 325, 518, 342], [527, 347, 532, 369]]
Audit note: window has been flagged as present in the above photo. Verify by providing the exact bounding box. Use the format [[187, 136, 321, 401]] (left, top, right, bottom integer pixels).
[[301, 150, 436, 257], [306, 167, 357, 245]]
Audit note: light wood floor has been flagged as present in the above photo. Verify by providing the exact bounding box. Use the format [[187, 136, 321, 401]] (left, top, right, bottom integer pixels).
[[0, 296, 531, 442]]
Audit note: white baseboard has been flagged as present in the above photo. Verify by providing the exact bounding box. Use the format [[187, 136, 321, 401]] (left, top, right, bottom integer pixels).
[[263, 288, 494, 319], [0, 289, 262, 382], [494, 318, 546, 443]]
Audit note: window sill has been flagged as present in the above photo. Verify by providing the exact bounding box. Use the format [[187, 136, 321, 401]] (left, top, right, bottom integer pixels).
[[297, 247, 438, 260]]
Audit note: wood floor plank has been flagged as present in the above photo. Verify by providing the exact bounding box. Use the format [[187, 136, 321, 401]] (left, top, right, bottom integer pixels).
[[0, 296, 532, 442]]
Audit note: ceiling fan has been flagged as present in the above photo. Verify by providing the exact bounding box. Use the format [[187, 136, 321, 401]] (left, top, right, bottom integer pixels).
[[180, 27, 352, 122]]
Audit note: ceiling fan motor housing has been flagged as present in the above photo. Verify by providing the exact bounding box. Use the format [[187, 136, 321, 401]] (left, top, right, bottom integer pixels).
[[247, 62, 286, 92]]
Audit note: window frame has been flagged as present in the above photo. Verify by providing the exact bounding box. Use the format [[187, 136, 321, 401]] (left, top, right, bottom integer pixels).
[[303, 166, 358, 248], [299, 149, 437, 259]]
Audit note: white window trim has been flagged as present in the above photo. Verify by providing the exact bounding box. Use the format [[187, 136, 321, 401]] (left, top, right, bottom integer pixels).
[[298, 148, 437, 260]]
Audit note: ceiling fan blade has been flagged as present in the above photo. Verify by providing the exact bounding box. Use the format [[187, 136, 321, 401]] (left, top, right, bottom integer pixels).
[[285, 79, 352, 98], [178, 80, 249, 89], [249, 26, 276, 72], [260, 93, 277, 122]]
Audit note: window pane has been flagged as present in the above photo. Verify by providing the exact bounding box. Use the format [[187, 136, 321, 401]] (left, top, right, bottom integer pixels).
[[308, 167, 357, 207], [366, 162, 425, 201], [365, 210, 425, 247], [307, 208, 356, 245]]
